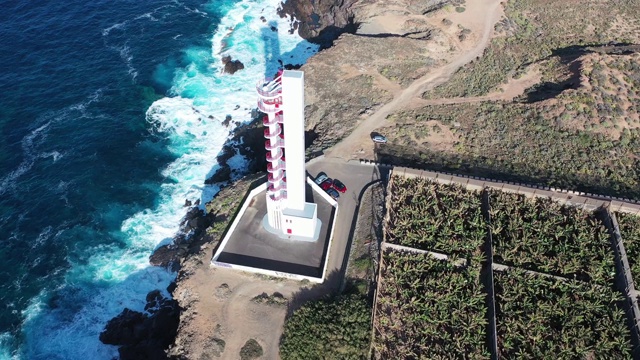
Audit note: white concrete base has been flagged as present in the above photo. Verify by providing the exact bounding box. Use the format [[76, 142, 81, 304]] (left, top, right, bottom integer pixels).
[[261, 215, 322, 242]]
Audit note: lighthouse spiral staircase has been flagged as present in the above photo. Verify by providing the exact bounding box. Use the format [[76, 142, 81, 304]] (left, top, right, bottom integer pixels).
[[257, 70, 286, 230]]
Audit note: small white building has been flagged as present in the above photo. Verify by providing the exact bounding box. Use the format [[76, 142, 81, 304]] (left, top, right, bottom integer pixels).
[[257, 70, 321, 241]]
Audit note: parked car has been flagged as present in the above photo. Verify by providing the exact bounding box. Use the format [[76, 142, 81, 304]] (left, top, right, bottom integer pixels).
[[314, 172, 328, 185], [372, 135, 387, 143], [326, 188, 340, 200], [320, 179, 333, 191], [332, 179, 347, 193]]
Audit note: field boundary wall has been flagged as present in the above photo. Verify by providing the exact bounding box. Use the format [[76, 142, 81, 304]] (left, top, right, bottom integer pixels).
[[381, 242, 468, 266], [360, 160, 640, 214], [483, 193, 499, 360], [606, 211, 640, 357]]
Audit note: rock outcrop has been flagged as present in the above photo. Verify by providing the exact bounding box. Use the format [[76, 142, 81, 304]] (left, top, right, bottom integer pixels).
[[277, 0, 359, 49], [221, 55, 245, 74], [149, 206, 215, 272], [100, 291, 180, 360]]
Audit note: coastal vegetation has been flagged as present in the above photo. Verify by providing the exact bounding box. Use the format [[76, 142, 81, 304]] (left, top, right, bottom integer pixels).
[[346, 182, 385, 295], [375, 0, 640, 201], [279, 293, 371, 360], [423, 0, 640, 99], [379, 100, 640, 199]]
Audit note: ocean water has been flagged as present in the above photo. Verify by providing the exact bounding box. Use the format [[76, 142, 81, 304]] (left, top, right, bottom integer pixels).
[[0, 0, 317, 358]]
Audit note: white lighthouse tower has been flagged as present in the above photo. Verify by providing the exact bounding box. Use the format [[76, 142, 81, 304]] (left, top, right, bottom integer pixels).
[[257, 70, 321, 241]]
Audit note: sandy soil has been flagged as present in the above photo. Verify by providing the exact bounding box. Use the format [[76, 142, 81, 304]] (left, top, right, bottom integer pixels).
[[324, 0, 506, 160]]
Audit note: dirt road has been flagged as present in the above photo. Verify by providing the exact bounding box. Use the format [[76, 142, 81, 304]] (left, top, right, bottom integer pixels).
[[324, 0, 505, 160]]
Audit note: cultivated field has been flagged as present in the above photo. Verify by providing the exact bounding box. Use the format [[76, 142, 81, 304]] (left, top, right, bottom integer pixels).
[[373, 174, 637, 359], [489, 190, 615, 285], [374, 249, 490, 359], [495, 269, 631, 359]]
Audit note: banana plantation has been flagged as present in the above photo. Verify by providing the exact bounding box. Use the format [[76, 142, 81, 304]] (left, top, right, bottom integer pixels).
[[373, 174, 638, 359], [489, 190, 615, 285], [374, 249, 490, 360], [495, 269, 632, 359], [385, 176, 485, 255]]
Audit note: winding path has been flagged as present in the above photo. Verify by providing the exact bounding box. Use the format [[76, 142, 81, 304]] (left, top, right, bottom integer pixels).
[[324, 0, 505, 160]]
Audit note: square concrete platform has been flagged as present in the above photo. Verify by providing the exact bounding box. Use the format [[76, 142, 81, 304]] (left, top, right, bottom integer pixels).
[[214, 182, 335, 279]]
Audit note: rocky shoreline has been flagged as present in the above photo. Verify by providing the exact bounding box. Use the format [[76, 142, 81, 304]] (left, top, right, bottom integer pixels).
[[98, 0, 361, 357]]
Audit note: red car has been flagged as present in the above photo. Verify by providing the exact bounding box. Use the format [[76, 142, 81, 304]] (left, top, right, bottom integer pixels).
[[320, 179, 333, 190], [332, 179, 347, 193]]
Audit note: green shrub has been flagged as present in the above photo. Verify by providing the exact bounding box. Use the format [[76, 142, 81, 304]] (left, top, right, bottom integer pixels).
[[280, 294, 371, 360]]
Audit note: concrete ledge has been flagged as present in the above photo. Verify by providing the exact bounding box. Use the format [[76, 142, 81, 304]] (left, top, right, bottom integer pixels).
[[211, 179, 336, 283], [211, 182, 267, 263], [466, 179, 485, 192], [212, 261, 323, 283]]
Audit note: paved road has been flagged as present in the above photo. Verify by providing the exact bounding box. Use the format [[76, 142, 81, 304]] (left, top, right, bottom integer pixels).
[[306, 158, 390, 289]]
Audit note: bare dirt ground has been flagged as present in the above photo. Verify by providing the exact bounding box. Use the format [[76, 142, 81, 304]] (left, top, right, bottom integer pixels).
[[324, 0, 506, 160], [170, 260, 308, 359]]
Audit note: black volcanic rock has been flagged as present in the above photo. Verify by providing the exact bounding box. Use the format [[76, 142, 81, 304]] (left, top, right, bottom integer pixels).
[[277, 0, 359, 49], [149, 244, 185, 272], [100, 308, 146, 346], [100, 292, 181, 360], [221, 55, 245, 74], [149, 205, 215, 271]]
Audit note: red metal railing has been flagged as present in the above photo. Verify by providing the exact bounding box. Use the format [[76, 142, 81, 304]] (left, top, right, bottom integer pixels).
[[263, 125, 281, 139], [269, 191, 287, 201], [268, 171, 285, 182], [262, 113, 284, 126], [256, 76, 283, 98], [257, 100, 281, 113], [267, 181, 286, 193], [265, 139, 285, 151], [266, 149, 283, 162], [267, 160, 285, 172]]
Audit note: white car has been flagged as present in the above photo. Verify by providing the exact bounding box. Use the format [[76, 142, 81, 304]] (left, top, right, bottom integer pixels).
[[372, 135, 387, 143]]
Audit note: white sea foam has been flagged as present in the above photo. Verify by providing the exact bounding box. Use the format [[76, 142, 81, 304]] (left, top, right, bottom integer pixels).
[[117, 44, 138, 82], [31, 226, 53, 250], [22, 267, 174, 360], [0, 86, 102, 196], [18, 0, 319, 358], [101, 21, 127, 36], [0, 122, 50, 196], [0, 332, 17, 360]]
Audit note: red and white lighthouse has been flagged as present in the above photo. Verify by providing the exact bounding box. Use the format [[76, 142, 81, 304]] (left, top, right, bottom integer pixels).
[[257, 70, 320, 241]]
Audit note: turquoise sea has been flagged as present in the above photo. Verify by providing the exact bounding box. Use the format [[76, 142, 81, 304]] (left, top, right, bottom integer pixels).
[[0, 0, 317, 358]]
